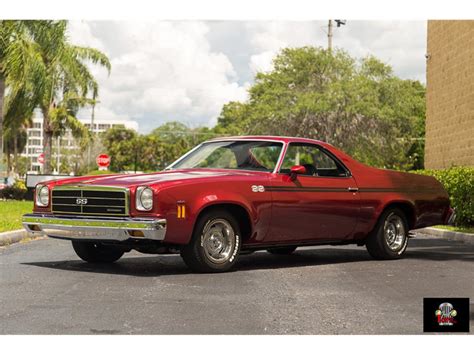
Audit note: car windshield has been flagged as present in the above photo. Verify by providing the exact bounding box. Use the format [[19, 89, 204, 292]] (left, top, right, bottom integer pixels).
[[170, 140, 283, 172]]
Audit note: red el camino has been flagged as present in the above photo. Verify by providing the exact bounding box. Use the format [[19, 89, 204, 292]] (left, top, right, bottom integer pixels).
[[23, 136, 455, 272]]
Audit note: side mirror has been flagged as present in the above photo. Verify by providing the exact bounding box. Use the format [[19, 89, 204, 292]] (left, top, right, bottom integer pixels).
[[289, 165, 306, 181]]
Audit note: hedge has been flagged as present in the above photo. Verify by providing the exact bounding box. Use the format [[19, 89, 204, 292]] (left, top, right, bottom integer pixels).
[[0, 180, 27, 200], [412, 167, 474, 227]]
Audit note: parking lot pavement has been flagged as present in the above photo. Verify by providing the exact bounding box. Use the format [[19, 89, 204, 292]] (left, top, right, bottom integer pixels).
[[0, 235, 473, 334]]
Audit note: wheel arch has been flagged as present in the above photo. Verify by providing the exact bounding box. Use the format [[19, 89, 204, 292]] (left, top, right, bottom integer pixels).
[[193, 202, 253, 242], [379, 200, 417, 230]]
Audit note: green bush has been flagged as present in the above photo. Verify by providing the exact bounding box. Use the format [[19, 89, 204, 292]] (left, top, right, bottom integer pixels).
[[413, 167, 474, 227], [0, 180, 28, 200]]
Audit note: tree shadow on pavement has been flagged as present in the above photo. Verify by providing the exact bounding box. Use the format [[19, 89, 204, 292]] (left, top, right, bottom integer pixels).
[[22, 237, 473, 277]]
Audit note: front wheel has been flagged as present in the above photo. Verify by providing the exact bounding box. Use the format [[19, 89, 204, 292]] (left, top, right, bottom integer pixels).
[[181, 209, 241, 273], [72, 241, 124, 263], [365, 208, 409, 260]]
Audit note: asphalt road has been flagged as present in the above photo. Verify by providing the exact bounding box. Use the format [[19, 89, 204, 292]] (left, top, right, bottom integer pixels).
[[1, 235, 473, 334]]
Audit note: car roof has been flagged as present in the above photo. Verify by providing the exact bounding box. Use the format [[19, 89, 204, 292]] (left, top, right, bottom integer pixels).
[[206, 135, 327, 145]]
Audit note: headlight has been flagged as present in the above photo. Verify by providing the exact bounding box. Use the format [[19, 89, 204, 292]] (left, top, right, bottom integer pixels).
[[36, 185, 49, 207], [136, 186, 153, 211]]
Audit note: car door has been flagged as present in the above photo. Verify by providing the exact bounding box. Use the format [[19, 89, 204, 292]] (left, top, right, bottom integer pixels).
[[266, 142, 360, 243]]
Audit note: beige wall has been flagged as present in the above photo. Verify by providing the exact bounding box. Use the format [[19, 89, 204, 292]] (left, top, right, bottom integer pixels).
[[425, 20, 474, 169]]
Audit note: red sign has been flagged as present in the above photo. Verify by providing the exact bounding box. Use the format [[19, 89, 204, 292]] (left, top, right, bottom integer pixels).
[[38, 153, 45, 165], [96, 154, 110, 168]]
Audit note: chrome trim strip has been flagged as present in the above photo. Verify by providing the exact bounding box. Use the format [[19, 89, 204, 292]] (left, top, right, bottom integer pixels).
[[22, 214, 166, 241]]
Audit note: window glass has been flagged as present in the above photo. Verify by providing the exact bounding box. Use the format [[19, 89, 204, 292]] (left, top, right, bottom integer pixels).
[[171, 141, 283, 172], [281, 143, 347, 177]]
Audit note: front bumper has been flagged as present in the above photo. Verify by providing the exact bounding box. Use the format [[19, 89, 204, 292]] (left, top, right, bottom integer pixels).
[[22, 214, 167, 242]]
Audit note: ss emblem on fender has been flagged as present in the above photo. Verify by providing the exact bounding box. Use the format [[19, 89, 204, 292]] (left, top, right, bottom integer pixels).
[[251, 185, 265, 193], [76, 198, 88, 205]]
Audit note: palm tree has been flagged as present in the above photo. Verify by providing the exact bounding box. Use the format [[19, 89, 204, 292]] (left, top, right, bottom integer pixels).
[[2, 21, 111, 173], [0, 21, 38, 176], [22, 21, 111, 173]]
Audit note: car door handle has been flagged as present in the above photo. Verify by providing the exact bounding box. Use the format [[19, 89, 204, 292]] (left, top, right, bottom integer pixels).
[[348, 187, 359, 192]]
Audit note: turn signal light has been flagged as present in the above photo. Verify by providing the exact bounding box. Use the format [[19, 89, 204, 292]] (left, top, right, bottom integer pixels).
[[129, 230, 145, 238]]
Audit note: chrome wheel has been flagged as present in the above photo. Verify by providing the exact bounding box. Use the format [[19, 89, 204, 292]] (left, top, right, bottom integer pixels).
[[384, 213, 406, 251], [201, 218, 236, 264]]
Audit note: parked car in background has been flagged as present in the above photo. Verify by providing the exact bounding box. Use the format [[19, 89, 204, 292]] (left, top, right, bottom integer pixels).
[[23, 136, 455, 272]]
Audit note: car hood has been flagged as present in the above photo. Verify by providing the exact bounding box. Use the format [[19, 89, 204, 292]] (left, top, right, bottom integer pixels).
[[52, 169, 268, 189]]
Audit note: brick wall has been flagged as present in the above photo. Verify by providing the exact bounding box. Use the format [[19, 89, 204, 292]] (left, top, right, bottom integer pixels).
[[425, 20, 474, 169]]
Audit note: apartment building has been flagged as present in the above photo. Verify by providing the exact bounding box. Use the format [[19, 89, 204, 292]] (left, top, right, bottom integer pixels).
[[23, 116, 138, 172]]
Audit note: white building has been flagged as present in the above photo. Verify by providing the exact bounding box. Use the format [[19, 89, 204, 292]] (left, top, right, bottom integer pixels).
[[22, 116, 138, 172]]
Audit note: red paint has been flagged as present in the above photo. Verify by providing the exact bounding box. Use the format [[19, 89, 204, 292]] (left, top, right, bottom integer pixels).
[[96, 154, 110, 168], [34, 136, 451, 247]]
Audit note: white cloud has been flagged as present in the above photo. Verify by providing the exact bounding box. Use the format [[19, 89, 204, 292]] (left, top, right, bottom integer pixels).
[[249, 51, 276, 74], [68, 21, 248, 131]]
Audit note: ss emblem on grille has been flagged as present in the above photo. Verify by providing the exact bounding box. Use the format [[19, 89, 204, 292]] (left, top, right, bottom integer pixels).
[[76, 198, 88, 205]]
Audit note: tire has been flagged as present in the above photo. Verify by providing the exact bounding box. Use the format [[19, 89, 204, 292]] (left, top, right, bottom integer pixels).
[[365, 208, 409, 260], [72, 241, 124, 263], [181, 209, 241, 273], [267, 246, 297, 255]]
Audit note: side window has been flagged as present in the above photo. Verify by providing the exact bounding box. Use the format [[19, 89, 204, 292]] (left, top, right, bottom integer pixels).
[[280, 143, 347, 177]]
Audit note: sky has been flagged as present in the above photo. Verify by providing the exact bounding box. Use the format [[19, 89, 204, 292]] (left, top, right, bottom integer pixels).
[[68, 21, 427, 133]]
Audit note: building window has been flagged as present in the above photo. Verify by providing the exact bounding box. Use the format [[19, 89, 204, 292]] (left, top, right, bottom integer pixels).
[[33, 122, 41, 129], [29, 131, 41, 137], [29, 139, 41, 146], [98, 124, 111, 130]]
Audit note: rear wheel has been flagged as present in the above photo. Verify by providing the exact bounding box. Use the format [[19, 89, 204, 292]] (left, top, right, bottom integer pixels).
[[181, 209, 241, 273], [365, 208, 409, 260], [267, 246, 297, 255], [72, 241, 124, 263]]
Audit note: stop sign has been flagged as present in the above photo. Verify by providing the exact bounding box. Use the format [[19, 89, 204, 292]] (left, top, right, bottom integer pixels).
[[96, 154, 110, 168], [38, 153, 45, 165]]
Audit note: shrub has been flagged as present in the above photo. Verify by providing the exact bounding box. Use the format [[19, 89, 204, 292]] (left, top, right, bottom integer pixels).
[[0, 180, 28, 200], [412, 167, 474, 226]]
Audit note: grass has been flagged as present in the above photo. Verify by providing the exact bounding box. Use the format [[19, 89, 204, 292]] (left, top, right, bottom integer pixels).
[[434, 225, 474, 234], [0, 200, 33, 233]]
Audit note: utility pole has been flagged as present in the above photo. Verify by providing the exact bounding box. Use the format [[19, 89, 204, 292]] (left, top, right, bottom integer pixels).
[[328, 20, 333, 52], [328, 20, 346, 52]]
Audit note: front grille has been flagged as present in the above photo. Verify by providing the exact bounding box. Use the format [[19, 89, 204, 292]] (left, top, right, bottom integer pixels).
[[52, 187, 128, 216]]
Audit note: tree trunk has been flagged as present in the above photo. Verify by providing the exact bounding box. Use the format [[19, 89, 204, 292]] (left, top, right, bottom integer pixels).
[[42, 107, 53, 174], [12, 133, 18, 173], [0, 74, 5, 177], [6, 147, 11, 173]]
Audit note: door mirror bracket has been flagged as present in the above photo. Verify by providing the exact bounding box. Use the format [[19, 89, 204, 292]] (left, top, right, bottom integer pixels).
[[289, 165, 306, 181]]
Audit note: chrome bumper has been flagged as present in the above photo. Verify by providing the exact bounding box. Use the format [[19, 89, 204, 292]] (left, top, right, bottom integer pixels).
[[22, 214, 167, 242]]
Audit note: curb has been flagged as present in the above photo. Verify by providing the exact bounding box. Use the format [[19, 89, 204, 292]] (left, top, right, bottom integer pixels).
[[0, 229, 33, 246], [413, 227, 474, 245]]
